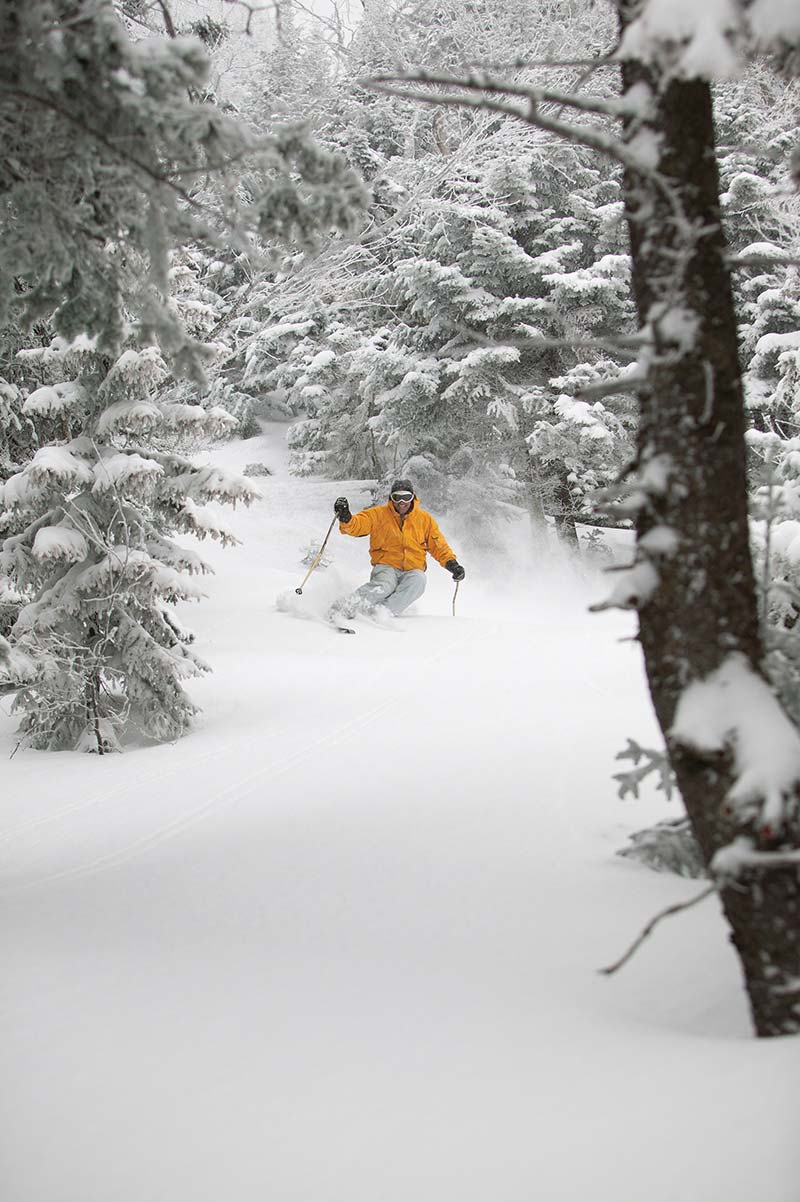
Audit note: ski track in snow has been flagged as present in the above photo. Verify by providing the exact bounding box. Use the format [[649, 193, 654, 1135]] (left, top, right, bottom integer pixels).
[[0, 740, 225, 847], [0, 627, 488, 895], [0, 707, 394, 894], [2, 422, 799, 1202]]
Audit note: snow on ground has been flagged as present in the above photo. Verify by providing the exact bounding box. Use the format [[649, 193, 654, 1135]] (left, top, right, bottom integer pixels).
[[1, 422, 798, 1202]]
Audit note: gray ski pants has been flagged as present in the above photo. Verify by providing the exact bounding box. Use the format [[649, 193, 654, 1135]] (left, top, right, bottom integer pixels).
[[355, 564, 426, 615]]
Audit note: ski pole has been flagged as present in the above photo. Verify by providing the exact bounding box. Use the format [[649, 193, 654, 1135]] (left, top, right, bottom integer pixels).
[[452, 580, 459, 617], [295, 515, 337, 595]]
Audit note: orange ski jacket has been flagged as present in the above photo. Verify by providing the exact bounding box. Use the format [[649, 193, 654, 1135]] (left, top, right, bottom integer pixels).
[[339, 498, 456, 572]]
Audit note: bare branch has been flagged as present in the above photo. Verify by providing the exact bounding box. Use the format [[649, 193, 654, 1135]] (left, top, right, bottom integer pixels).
[[369, 66, 624, 118], [217, 0, 279, 37], [366, 77, 644, 174], [154, 0, 177, 38], [599, 885, 717, 976], [363, 67, 696, 235], [283, 0, 352, 57], [460, 55, 617, 72]]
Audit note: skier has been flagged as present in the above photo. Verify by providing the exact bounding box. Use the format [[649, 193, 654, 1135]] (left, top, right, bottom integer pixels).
[[331, 479, 465, 619]]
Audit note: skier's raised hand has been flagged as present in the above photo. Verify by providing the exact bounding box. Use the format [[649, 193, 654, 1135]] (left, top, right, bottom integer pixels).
[[334, 497, 352, 522]]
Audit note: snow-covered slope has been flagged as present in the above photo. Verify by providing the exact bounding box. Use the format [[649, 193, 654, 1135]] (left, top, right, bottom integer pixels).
[[1, 423, 798, 1202]]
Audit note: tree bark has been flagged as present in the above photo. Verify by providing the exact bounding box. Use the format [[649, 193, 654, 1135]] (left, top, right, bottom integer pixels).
[[552, 466, 580, 551], [87, 672, 104, 755], [617, 26, 800, 1035]]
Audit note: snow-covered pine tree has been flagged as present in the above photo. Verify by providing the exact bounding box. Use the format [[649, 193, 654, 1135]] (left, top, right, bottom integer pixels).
[[712, 70, 800, 727], [305, 134, 629, 543], [240, 118, 636, 549], [0, 335, 256, 750], [499, 151, 636, 544], [715, 65, 800, 434], [0, 0, 367, 745], [0, 0, 366, 370], [285, 322, 383, 479], [0, 378, 31, 484], [244, 2, 335, 131], [230, 0, 637, 545], [0, 320, 52, 634]]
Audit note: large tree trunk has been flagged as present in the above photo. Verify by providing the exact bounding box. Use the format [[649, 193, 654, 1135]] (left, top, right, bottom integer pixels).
[[617, 30, 800, 1034]]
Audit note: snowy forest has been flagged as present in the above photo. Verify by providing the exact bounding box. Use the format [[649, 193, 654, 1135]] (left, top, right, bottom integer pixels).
[[2, 1, 800, 1199]]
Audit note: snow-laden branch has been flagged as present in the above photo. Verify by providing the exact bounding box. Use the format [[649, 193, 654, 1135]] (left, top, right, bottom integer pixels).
[[589, 559, 660, 612], [728, 253, 800, 269], [713, 835, 800, 880], [367, 67, 642, 120], [0, 83, 206, 205], [443, 321, 647, 362], [616, 0, 800, 80], [0, 634, 37, 696], [588, 453, 680, 612], [671, 653, 800, 837], [364, 72, 659, 177], [458, 55, 617, 72]]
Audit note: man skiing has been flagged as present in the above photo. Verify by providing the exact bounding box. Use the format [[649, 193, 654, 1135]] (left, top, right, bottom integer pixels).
[[332, 479, 465, 619]]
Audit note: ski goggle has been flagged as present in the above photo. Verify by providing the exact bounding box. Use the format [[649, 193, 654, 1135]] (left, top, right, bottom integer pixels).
[[391, 491, 414, 502]]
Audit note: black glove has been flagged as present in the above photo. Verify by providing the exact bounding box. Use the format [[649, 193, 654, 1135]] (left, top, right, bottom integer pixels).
[[446, 559, 465, 582], [334, 497, 352, 523]]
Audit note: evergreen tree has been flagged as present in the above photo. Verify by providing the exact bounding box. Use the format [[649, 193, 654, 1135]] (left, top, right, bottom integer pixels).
[[0, 0, 365, 370], [0, 336, 255, 750], [228, 0, 637, 547], [273, 130, 634, 543], [0, 0, 367, 745]]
